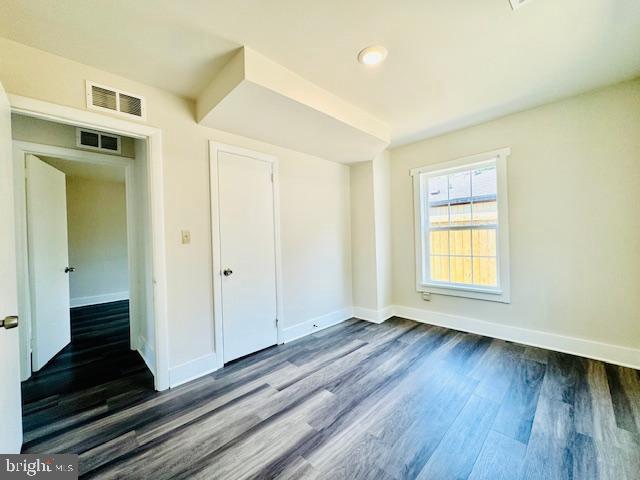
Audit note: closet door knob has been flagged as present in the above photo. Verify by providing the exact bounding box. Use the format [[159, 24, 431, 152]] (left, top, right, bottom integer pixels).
[[1, 315, 19, 329], [223, 269, 233, 277]]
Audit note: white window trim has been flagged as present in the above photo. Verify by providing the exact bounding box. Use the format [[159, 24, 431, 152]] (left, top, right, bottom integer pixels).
[[410, 147, 511, 303]]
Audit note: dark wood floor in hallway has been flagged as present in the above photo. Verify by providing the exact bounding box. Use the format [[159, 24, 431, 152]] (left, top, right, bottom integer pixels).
[[21, 304, 640, 479], [21, 301, 155, 452]]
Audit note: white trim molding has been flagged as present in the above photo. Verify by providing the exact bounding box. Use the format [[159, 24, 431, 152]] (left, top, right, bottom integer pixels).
[[169, 353, 219, 388], [70, 292, 129, 308], [170, 307, 354, 388], [410, 147, 511, 303], [10, 94, 171, 391], [282, 308, 354, 343], [12, 140, 137, 381], [353, 306, 394, 324], [352, 305, 640, 370], [137, 335, 156, 375]]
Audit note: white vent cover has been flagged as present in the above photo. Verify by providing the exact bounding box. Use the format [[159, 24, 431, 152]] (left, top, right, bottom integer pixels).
[[86, 81, 146, 119], [76, 128, 122, 154], [509, 0, 533, 10]]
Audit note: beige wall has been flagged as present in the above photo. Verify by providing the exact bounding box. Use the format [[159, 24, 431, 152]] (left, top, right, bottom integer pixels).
[[280, 156, 352, 322], [66, 177, 128, 304], [390, 79, 640, 350], [372, 151, 392, 309], [350, 151, 393, 313], [11, 114, 135, 157], [350, 161, 378, 309], [0, 38, 352, 370]]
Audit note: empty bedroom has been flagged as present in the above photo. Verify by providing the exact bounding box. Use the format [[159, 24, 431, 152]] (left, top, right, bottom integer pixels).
[[0, 1, 638, 479]]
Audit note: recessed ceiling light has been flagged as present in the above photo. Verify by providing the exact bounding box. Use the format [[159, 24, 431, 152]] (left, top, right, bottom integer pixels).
[[357, 46, 388, 66], [509, 0, 533, 9]]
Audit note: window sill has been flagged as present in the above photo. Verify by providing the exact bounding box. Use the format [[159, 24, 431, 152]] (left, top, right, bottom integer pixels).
[[418, 283, 510, 303]]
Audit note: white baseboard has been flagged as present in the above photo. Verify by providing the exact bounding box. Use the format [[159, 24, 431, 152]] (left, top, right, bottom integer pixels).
[[70, 291, 129, 308], [282, 307, 354, 343], [167, 308, 353, 388], [170, 303, 638, 390], [353, 306, 394, 324], [137, 335, 156, 375], [169, 353, 219, 388], [391, 305, 640, 370], [354, 304, 640, 369]]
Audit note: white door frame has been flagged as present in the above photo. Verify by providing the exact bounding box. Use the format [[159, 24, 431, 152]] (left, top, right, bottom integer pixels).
[[209, 142, 284, 368], [10, 94, 170, 391], [13, 141, 137, 378]]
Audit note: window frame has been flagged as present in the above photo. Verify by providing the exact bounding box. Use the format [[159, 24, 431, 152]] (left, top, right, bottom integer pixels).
[[410, 147, 511, 303]]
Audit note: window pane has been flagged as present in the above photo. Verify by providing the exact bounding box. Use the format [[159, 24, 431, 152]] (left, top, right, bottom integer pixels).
[[472, 228, 497, 257], [428, 174, 449, 227], [422, 161, 503, 291], [430, 255, 450, 282], [450, 202, 471, 225], [428, 175, 448, 203], [429, 230, 449, 255], [472, 165, 497, 198], [449, 170, 471, 202], [448, 170, 471, 225], [472, 257, 497, 286], [472, 165, 497, 225], [472, 200, 497, 225], [450, 256, 472, 284], [429, 205, 449, 226], [449, 229, 471, 256]]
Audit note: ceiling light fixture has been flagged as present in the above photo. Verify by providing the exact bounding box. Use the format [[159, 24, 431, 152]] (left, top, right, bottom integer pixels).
[[357, 46, 388, 66]]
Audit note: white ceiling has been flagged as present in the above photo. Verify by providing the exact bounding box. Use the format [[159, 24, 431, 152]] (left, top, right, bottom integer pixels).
[[40, 156, 125, 183], [2, 0, 639, 146]]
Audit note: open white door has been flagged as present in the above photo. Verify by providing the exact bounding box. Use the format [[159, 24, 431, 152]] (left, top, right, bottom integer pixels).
[[217, 150, 278, 363], [26, 154, 72, 371], [0, 82, 23, 452]]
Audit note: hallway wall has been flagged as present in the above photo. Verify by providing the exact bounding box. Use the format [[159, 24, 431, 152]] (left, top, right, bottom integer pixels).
[[66, 176, 129, 307]]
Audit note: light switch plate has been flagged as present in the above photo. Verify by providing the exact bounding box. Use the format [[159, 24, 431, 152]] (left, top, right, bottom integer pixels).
[[181, 230, 191, 244]]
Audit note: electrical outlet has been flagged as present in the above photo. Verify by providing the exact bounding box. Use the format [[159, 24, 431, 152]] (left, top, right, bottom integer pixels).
[[181, 230, 191, 245]]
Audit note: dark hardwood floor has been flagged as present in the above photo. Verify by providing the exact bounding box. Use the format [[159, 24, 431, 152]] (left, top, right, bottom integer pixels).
[[21, 301, 155, 452], [21, 306, 640, 479]]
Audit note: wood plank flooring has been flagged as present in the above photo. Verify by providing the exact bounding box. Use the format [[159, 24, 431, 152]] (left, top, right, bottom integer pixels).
[[21, 304, 640, 479]]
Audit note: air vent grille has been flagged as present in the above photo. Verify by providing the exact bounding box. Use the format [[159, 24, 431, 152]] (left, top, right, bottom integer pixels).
[[76, 128, 122, 154], [86, 81, 146, 119], [119, 93, 142, 117], [91, 85, 117, 110]]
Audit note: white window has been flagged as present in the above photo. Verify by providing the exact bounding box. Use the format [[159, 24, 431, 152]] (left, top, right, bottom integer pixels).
[[411, 148, 511, 303]]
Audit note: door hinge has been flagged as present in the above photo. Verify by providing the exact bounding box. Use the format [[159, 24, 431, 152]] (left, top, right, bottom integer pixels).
[[270, 172, 274, 183], [275, 317, 279, 326]]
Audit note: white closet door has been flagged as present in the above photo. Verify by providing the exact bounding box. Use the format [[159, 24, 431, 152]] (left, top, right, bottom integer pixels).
[[217, 150, 278, 363]]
